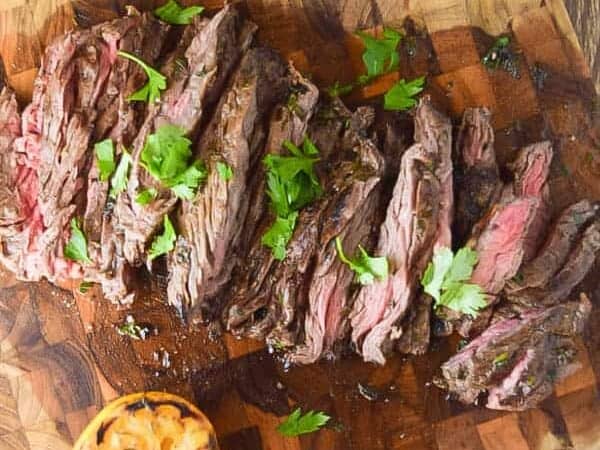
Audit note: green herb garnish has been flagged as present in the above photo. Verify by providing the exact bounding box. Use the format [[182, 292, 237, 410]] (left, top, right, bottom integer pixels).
[[493, 352, 509, 368], [94, 139, 116, 182], [277, 408, 331, 437], [148, 215, 177, 260], [216, 161, 233, 181], [261, 137, 322, 260], [117, 315, 149, 340], [140, 124, 207, 200], [136, 188, 158, 205], [335, 237, 388, 285], [384, 76, 425, 111], [154, 0, 204, 25], [78, 281, 93, 294], [64, 218, 92, 264], [357, 28, 402, 79], [421, 246, 486, 317], [109, 149, 131, 198], [117, 50, 167, 103]]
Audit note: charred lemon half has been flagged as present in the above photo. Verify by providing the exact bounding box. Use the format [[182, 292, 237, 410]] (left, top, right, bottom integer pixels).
[[73, 392, 219, 450]]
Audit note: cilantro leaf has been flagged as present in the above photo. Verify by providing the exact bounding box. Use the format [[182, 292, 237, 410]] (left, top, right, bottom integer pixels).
[[335, 237, 388, 285], [356, 28, 402, 79], [421, 246, 486, 317], [148, 215, 176, 260], [261, 212, 298, 261], [140, 125, 206, 200], [154, 0, 204, 25], [136, 188, 158, 205], [384, 76, 425, 111], [94, 139, 116, 182], [64, 217, 92, 264], [216, 161, 233, 181], [277, 408, 330, 437], [117, 50, 167, 104], [109, 149, 131, 198]]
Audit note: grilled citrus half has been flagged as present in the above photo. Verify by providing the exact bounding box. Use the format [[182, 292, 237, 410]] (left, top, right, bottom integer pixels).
[[73, 392, 219, 450]]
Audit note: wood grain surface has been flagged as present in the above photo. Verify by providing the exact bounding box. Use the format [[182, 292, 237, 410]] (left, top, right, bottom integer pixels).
[[0, 1, 599, 450]]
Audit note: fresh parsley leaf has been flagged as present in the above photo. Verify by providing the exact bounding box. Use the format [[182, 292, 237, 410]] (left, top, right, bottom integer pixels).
[[136, 188, 158, 205], [64, 217, 92, 264], [140, 125, 206, 199], [117, 50, 167, 104], [148, 215, 177, 260], [109, 149, 131, 198], [94, 139, 116, 182], [421, 246, 453, 300], [493, 351, 509, 368], [78, 281, 93, 294], [154, 0, 204, 25], [335, 236, 388, 285], [277, 408, 330, 437], [216, 161, 233, 181], [383, 76, 425, 111], [356, 28, 402, 79], [422, 246, 486, 317], [117, 315, 149, 340], [261, 137, 322, 259], [261, 212, 298, 261]]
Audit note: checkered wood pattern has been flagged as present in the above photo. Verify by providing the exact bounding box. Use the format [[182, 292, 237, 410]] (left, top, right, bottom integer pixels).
[[0, 1, 599, 449]]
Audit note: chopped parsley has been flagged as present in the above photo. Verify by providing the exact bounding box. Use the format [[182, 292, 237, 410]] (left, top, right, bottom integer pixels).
[[357, 28, 402, 80], [136, 188, 158, 205], [140, 124, 207, 200], [277, 408, 330, 437], [117, 315, 149, 340], [261, 137, 322, 260], [117, 50, 167, 103], [493, 352, 509, 368], [64, 218, 92, 264], [148, 215, 177, 260], [154, 0, 204, 25], [335, 237, 388, 285], [383, 76, 425, 111], [94, 139, 116, 181], [109, 149, 131, 199], [78, 281, 93, 294], [216, 161, 233, 181], [421, 246, 486, 317]]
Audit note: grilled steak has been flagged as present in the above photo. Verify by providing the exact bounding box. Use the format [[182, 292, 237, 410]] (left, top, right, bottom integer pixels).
[[223, 69, 320, 340], [0, 83, 23, 272], [288, 109, 384, 364], [166, 47, 288, 319], [506, 217, 600, 307], [436, 296, 591, 410], [439, 141, 554, 337], [114, 5, 257, 270], [4, 13, 169, 285], [350, 98, 452, 364], [453, 107, 501, 246]]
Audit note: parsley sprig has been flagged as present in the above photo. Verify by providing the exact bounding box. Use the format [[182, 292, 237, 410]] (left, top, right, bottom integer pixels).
[[94, 139, 116, 181], [154, 0, 204, 25], [148, 215, 177, 260], [277, 408, 330, 437], [140, 124, 207, 200], [109, 149, 131, 198], [261, 137, 322, 260], [383, 76, 425, 111], [64, 218, 92, 264], [117, 50, 167, 104], [421, 247, 487, 317], [335, 237, 388, 285]]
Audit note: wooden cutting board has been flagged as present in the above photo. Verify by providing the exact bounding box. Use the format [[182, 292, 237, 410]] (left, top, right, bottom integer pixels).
[[1, 1, 599, 449]]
